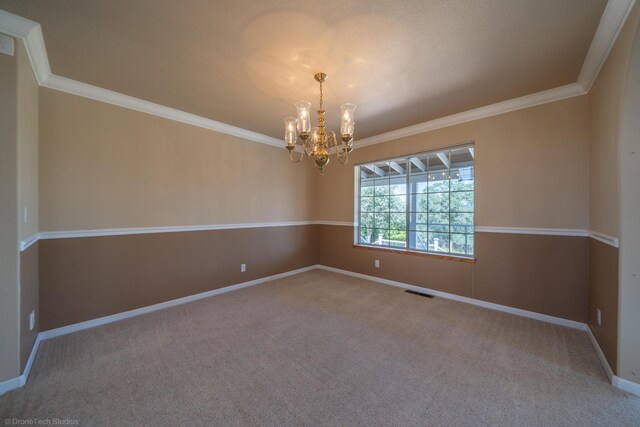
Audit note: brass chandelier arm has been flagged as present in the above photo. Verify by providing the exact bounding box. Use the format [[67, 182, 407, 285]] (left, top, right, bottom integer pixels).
[[335, 142, 350, 164], [327, 131, 350, 163]]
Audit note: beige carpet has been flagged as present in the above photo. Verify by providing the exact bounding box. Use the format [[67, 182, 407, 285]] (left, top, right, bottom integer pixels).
[[1, 269, 639, 426]]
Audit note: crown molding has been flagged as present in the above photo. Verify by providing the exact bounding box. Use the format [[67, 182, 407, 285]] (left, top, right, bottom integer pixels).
[[355, 83, 587, 148], [0, 0, 636, 150], [41, 74, 283, 147], [577, 0, 637, 92], [0, 10, 50, 83]]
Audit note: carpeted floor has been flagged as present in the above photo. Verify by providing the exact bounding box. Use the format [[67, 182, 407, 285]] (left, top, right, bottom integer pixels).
[[1, 269, 639, 426]]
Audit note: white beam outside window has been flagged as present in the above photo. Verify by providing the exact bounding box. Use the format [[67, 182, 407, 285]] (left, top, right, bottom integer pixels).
[[436, 152, 450, 169], [363, 164, 385, 177], [410, 158, 426, 172], [388, 161, 405, 175]]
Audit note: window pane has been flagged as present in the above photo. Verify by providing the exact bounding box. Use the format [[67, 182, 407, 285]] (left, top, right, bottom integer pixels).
[[451, 191, 473, 212], [390, 182, 407, 195], [390, 195, 406, 212], [415, 194, 428, 212], [413, 231, 429, 251], [450, 167, 474, 191], [359, 225, 370, 243], [389, 212, 406, 230], [410, 173, 428, 194], [359, 196, 374, 213], [384, 229, 406, 247], [450, 212, 473, 234], [374, 196, 390, 212], [374, 212, 389, 229], [428, 192, 449, 213], [428, 232, 450, 253], [466, 234, 474, 255], [428, 172, 449, 193], [450, 233, 473, 255], [360, 213, 375, 231], [413, 212, 429, 231], [428, 213, 449, 232], [373, 177, 390, 195], [360, 186, 375, 197], [369, 229, 388, 246]]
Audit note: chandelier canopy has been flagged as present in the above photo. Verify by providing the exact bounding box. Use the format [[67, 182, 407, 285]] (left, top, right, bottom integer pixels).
[[284, 73, 356, 174]]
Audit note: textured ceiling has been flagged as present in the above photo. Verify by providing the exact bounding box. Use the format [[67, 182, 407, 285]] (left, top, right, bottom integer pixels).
[[0, 0, 606, 139]]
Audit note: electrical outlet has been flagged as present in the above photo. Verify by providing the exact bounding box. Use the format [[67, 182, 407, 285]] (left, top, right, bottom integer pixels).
[[374, 259, 380, 268], [241, 263, 246, 272], [29, 310, 35, 331], [597, 309, 602, 326]]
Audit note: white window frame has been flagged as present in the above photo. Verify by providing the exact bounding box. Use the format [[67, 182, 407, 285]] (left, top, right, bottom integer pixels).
[[354, 142, 475, 259]]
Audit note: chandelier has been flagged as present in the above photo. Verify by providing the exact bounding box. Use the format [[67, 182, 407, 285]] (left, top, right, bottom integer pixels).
[[284, 72, 356, 174]]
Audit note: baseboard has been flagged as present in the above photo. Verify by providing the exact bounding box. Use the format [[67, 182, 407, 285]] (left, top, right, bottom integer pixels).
[[317, 265, 587, 330], [586, 326, 615, 381], [0, 376, 22, 396], [40, 265, 319, 340], [585, 326, 640, 397], [0, 334, 42, 396], [613, 376, 640, 396]]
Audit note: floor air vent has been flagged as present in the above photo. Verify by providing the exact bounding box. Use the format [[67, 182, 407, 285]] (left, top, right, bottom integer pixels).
[[404, 290, 435, 299]]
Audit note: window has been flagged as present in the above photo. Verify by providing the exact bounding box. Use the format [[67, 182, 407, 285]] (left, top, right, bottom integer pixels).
[[357, 144, 474, 257]]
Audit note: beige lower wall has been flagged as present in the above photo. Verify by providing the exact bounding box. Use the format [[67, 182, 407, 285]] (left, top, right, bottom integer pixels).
[[38, 225, 318, 330], [319, 225, 588, 323], [473, 231, 588, 322], [588, 238, 618, 371], [19, 242, 39, 373], [37, 224, 589, 334]]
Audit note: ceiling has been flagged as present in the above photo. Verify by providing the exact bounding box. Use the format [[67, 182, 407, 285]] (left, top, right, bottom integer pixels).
[[0, 0, 607, 140]]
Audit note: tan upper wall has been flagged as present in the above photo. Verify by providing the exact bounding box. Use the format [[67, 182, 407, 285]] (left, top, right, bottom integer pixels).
[[39, 88, 315, 231], [588, 3, 640, 239], [17, 40, 39, 240], [315, 96, 590, 230]]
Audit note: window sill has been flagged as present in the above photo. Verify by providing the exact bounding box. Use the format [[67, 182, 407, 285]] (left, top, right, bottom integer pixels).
[[353, 244, 476, 263]]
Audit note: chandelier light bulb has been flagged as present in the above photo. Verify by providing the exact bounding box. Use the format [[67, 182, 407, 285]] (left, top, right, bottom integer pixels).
[[284, 117, 297, 147], [295, 101, 311, 134], [340, 103, 356, 137]]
